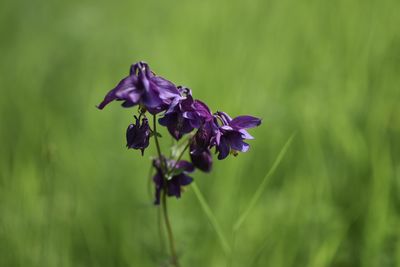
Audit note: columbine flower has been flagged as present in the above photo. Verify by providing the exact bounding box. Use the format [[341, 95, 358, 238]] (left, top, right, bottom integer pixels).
[[159, 87, 214, 140], [126, 116, 150, 155], [153, 158, 194, 205], [213, 111, 261, 160], [97, 61, 180, 114]]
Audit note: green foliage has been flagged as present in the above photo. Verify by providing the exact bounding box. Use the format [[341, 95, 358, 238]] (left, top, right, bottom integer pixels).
[[1, 0, 400, 266]]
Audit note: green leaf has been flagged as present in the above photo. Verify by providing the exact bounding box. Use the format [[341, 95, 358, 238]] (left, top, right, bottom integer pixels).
[[233, 133, 296, 232], [191, 182, 232, 255]]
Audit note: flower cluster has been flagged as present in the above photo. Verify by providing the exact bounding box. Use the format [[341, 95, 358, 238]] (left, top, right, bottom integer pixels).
[[98, 61, 261, 204]]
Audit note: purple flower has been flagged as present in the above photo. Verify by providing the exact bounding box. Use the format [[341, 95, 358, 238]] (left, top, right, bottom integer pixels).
[[159, 87, 214, 140], [126, 116, 150, 155], [153, 158, 194, 205], [97, 61, 180, 114], [213, 112, 261, 160]]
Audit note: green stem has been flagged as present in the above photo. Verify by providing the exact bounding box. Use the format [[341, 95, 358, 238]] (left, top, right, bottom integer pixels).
[[152, 115, 180, 267], [168, 142, 190, 176], [153, 115, 167, 173], [162, 188, 180, 267]]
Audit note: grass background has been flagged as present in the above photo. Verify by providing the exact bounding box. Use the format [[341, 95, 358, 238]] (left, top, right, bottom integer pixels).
[[1, 0, 400, 266]]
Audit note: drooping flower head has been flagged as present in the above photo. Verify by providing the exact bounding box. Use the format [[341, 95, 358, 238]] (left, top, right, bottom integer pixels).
[[212, 112, 261, 160], [152, 157, 194, 205], [126, 115, 151, 155], [97, 61, 180, 114], [190, 143, 213, 172], [189, 120, 216, 172]]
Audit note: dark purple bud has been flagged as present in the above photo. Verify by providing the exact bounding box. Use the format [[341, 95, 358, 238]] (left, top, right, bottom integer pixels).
[[190, 144, 212, 172], [126, 116, 150, 155]]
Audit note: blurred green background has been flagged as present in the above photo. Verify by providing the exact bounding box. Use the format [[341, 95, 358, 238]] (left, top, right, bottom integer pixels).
[[1, 0, 400, 266]]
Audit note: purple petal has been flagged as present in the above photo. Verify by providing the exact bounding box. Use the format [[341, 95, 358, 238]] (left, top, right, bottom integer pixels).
[[216, 111, 232, 125], [230, 116, 261, 129], [121, 100, 136, 108], [229, 138, 250, 152], [97, 75, 136, 109], [217, 137, 230, 160], [239, 129, 254, 140], [158, 113, 175, 127], [142, 86, 163, 108], [178, 174, 193, 186], [153, 172, 163, 205], [226, 131, 249, 152], [152, 76, 180, 100], [167, 179, 181, 198], [175, 160, 195, 173]]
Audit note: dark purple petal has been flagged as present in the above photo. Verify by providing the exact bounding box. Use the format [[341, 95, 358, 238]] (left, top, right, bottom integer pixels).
[[167, 178, 181, 198], [97, 75, 137, 109], [114, 75, 139, 99], [152, 76, 180, 100], [121, 100, 136, 108], [230, 116, 262, 129], [216, 111, 232, 125], [153, 172, 163, 205], [239, 129, 254, 140], [141, 85, 163, 108], [175, 160, 195, 173], [228, 135, 250, 152], [217, 137, 230, 160], [151, 155, 194, 204], [178, 173, 193, 186]]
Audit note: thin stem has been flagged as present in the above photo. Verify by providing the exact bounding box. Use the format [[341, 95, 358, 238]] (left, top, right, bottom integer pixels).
[[162, 189, 180, 267], [168, 142, 190, 176], [157, 204, 166, 255], [152, 114, 180, 267], [152, 115, 167, 173]]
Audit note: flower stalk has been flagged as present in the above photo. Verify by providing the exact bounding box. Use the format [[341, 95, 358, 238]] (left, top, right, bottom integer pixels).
[[152, 114, 180, 267], [97, 61, 262, 265]]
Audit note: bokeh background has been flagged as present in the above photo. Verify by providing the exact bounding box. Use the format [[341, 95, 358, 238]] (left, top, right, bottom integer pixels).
[[1, 0, 400, 266]]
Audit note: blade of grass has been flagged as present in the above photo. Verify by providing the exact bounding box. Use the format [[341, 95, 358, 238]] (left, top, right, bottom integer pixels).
[[191, 182, 232, 255], [233, 133, 296, 232]]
